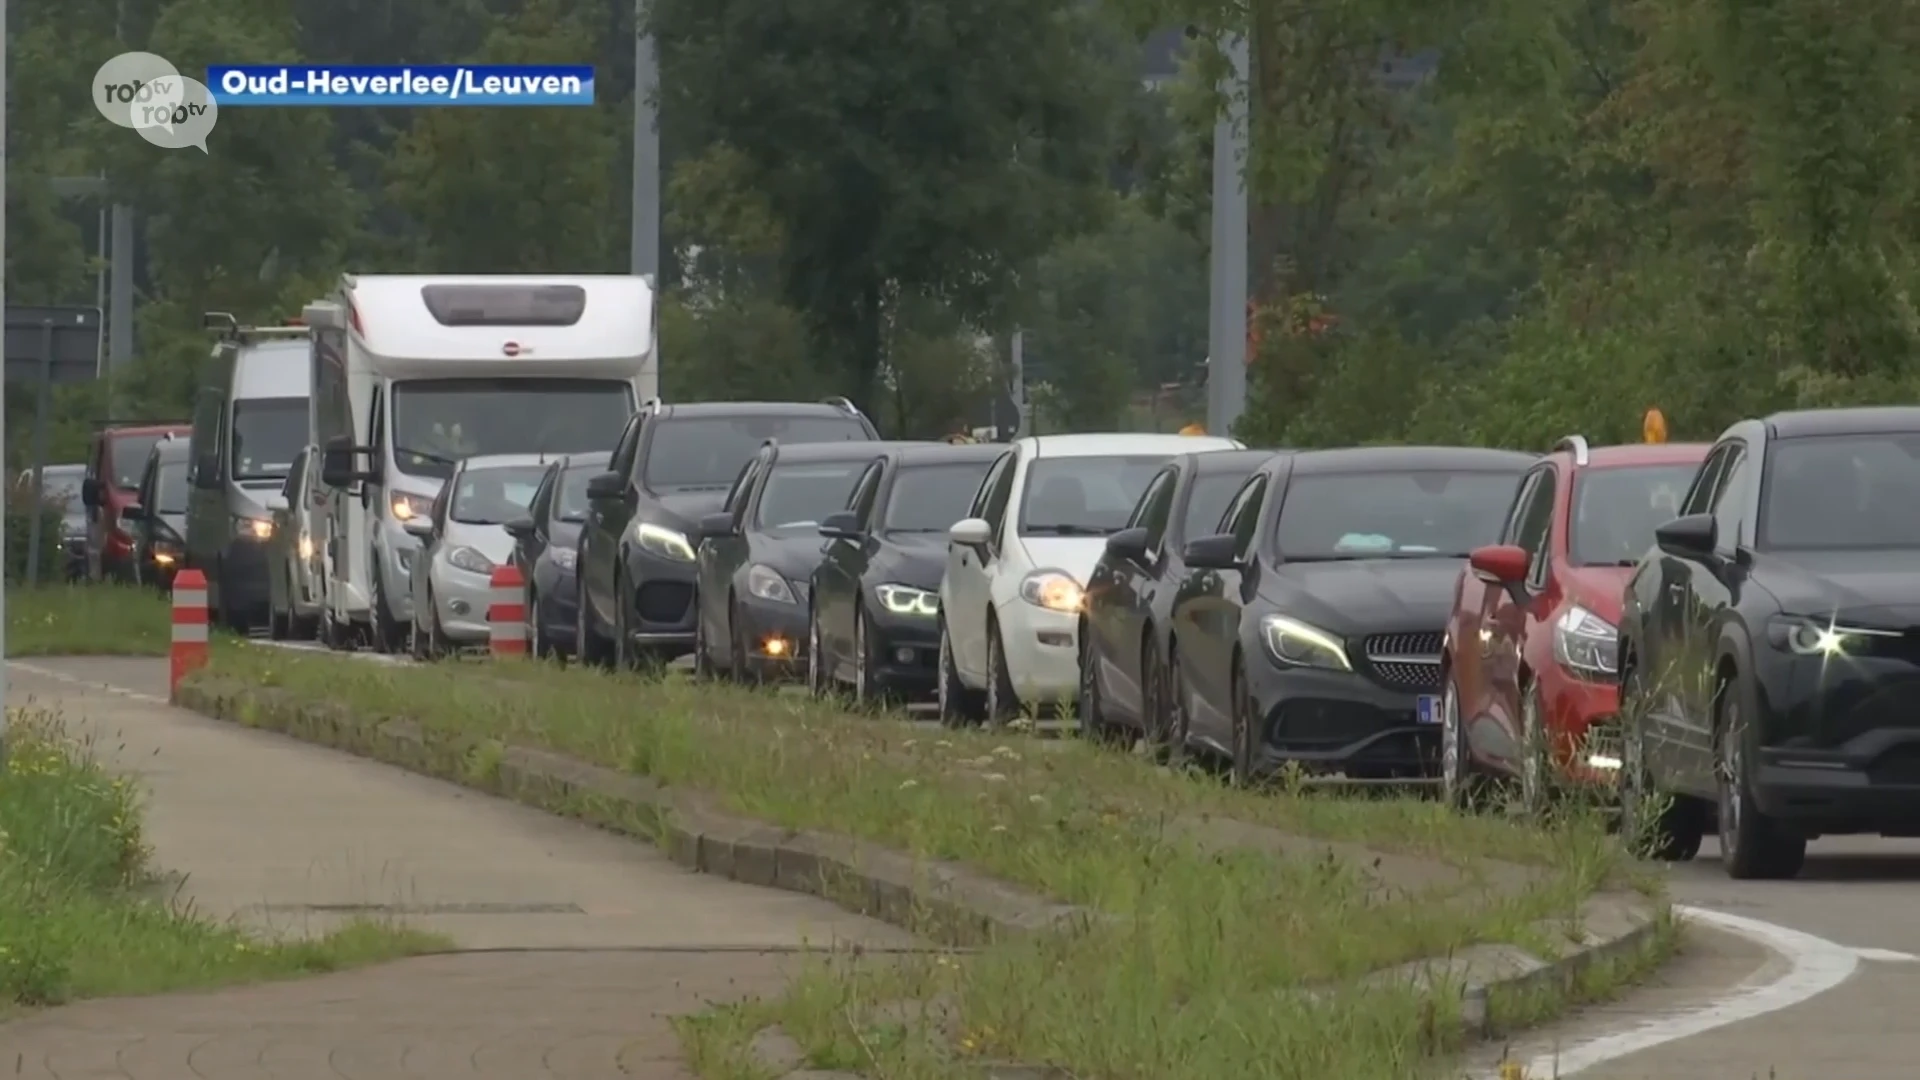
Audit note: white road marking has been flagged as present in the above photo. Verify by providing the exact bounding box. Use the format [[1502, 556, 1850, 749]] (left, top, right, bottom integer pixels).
[[8, 660, 168, 704], [1478, 905, 1860, 1077], [1852, 946, 1920, 963]]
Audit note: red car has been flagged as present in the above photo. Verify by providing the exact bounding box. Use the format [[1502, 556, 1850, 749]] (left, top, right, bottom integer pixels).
[[81, 421, 191, 582], [1439, 435, 1711, 810]]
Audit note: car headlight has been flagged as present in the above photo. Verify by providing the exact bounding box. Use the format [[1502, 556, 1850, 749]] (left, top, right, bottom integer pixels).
[[390, 493, 433, 521], [234, 516, 272, 540], [633, 521, 695, 562], [1768, 616, 1901, 656], [549, 547, 576, 571], [1018, 570, 1083, 612], [1258, 614, 1352, 671], [876, 583, 939, 617], [447, 546, 494, 575], [747, 564, 796, 604], [297, 535, 314, 560], [1553, 604, 1619, 677]]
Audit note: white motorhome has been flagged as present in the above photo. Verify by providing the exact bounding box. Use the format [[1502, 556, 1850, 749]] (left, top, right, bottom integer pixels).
[[304, 274, 656, 651]]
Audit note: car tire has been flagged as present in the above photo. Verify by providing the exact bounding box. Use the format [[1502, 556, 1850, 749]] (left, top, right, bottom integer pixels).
[[728, 596, 757, 684], [370, 567, 404, 654], [526, 586, 549, 660], [1716, 681, 1805, 880], [612, 570, 637, 672], [269, 603, 289, 640], [984, 619, 1019, 726], [409, 612, 429, 661], [1160, 639, 1192, 765], [1617, 658, 1704, 861], [1075, 622, 1115, 743], [575, 571, 614, 668], [423, 587, 447, 660], [1518, 677, 1552, 819], [1229, 652, 1258, 787], [1440, 674, 1484, 811], [803, 604, 826, 697], [852, 606, 886, 710], [937, 619, 985, 727]]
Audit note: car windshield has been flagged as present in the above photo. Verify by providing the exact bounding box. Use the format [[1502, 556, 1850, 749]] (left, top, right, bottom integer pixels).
[[1571, 464, 1698, 565], [111, 434, 164, 489], [1184, 470, 1258, 538], [231, 397, 307, 481], [391, 378, 633, 480], [1761, 433, 1920, 550], [25, 466, 85, 508], [156, 462, 189, 515], [451, 465, 547, 525], [1019, 454, 1171, 535], [756, 460, 869, 530], [554, 463, 601, 522], [884, 460, 995, 532], [643, 415, 871, 491], [1274, 470, 1522, 559]]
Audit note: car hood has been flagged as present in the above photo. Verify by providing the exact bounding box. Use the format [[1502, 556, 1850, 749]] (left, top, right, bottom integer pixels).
[[1558, 564, 1635, 623], [548, 519, 584, 550], [872, 532, 947, 591], [1755, 550, 1920, 627], [647, 489, 729, 535], [754, 529, 832, 582], [1257, 557, 1465, 635], [159, 512, 188, 539], [442, 521, 517, 566], [1016, 535, 1111, 583]]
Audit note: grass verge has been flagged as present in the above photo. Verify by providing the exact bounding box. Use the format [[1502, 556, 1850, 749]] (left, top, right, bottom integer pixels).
[[6, 585, 173, 656], [0, 709, 447, 1013], [205, 645, 1663, 1078]]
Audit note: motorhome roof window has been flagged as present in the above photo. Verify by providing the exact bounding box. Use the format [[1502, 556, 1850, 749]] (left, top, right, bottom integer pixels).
[[420, 284, 587, 327]]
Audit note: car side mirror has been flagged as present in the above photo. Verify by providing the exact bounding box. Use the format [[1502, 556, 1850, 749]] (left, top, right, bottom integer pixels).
[[504, 515, 536, 541], [120, 503, 145, 521], [402, 517, 434, 539], [1655, 513, 1716, 559], [1182, 533, 1240, 570], [697, 511, 736, 539], [1105, 526, 1150, 563], [949, 517, 992, 548], [321, 437, 375, 488], [819, 510, 862, 540], [1468, 543, 1532, 605], [80, 478, 101, 507], [585, 471, 623, 500]]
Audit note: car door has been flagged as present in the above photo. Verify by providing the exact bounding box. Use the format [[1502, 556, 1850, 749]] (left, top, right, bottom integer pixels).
[[1480, 464, 1556, 768], [584, 415, 643, 626], [1175, 474, 1266, 748], [1093, 465, 1176, 724], [945, 449, 1015, 682], [517, 463, 558, 587], [1641, 443, 1734, 777], [818, 459, 885, 678], [703, 452, 766, 660], [1672, 440, 1754, 791], [411, 478, 452, 619]]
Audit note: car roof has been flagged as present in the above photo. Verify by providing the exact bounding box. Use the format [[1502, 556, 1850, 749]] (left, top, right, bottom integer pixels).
[[1018, 432, 1242, 459], [895, 442, 1007, 466], [458, 453, 554, 472], [1286, 445, 1536, 474], [1192, 448, 1281, 474], [150, 439, 191, 462], [1764, 406, 1920, 439], [106, 423, 189, 437], [769, 440, 915, 464], [1579, 442, 1713, 467], [561, 450, 612, 469], [660, 401, 864, 420]]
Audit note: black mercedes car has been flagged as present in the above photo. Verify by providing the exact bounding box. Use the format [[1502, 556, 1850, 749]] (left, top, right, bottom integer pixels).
[[576, 398, 880, 669], [506, 451, 608, 659], [1619, 407, 1920, 881], [808, 442, 1003, 705], [692, 440, 907, 681], [1166, 446, 1533, 785], [1079, 448, 1277, 751]]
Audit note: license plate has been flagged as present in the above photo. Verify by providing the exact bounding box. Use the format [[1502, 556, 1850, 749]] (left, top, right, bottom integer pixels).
[[1415, 695, 1439, 724]]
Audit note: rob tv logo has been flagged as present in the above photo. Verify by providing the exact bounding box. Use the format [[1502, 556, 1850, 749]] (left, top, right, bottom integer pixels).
[[91, 51, 222, 153]]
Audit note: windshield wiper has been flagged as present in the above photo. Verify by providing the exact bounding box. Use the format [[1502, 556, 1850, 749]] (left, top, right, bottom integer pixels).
[[1025, 524, 1114, 536], [394, 446, 457, 466]]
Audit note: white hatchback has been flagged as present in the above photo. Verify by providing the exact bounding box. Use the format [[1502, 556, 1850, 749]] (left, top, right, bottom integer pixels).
[[938, 432, 1241, 723]]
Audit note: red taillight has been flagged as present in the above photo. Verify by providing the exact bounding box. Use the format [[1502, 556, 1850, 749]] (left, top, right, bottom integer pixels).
[[285, 317, 305, 326]]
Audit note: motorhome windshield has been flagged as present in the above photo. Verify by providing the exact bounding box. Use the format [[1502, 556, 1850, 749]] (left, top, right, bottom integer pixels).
[[390, 378, 633, 480], [230, 397, 307, 481]]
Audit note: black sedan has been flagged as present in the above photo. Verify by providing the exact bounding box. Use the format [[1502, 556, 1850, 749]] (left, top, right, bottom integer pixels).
[[1619, 406, 1920, 881], [692, 441, 905, 681], [809, 442, 1003, 705], [1167, 446, 1533, 785], [1079, 449, 1276, 750], [506, 451, 608, 659]]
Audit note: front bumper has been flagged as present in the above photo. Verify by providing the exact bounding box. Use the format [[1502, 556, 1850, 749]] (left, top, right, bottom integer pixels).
[[733, 594, 810, 679], [219, 539, 273, 614], [1243, 661, 1441, 780], [377, 521, 423, 622], [994, 602, 1080, 704], [865, 607, 942, 697], [1754, 723, 1920, 833], [623, 549, 699, 650], [535, 564, 580, 643], [431, 563, 497, 642], [1544, 675, 1627, 786]]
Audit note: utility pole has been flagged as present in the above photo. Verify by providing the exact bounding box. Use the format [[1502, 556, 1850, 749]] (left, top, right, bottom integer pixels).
[[2, 0, 12, 767], [632, 0, 661, 397], [108, 205, 134, 373], [1205, 31, 1250, 438]]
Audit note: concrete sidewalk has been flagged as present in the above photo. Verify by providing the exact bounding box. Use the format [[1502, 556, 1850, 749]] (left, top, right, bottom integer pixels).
[[1, 657, 913, 1079]]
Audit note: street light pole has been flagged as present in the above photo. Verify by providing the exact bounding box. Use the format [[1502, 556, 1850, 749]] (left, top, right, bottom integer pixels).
[[1205, 31, 1250, 438], [2, 0, 13, 767], [632, 0, 661, 397]]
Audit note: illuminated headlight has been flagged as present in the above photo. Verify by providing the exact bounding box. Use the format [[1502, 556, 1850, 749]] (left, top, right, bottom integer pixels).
[[876, 583, 938, 617], [633, 521, 695, 562], [1553, 605, 1618, 677], [549, 547, 576, 571], [1258, 614, 1351, 671], [297, 535, 314, 560], [234, 516, 272, 540], [747, 564, 796, 604], [447, 546, 494, 575], [1018, 570, 1083, 612], [390, 493, 433, 521], [1769, 616, 1901, 657]]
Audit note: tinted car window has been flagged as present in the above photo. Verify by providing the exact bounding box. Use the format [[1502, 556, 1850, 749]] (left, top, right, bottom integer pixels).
[[1018, 455, 1170, 535], [1761, 433, 1920, 549], [392, 378, 632, 479], [1184, 471, 1257, 539], [111, 434, 164, 489], [644, 416, 871, 490], [1274, 470, 1520, 558], [554, 463, 600, 522], [756, 461, 869, 529], [885, 461, 995, 532], [1569, 465, 1695, 566], [451, 466, 548, 525], [156, 463, 190, 515], [231, 397, 308, 480], [29, 465, 85, 510]]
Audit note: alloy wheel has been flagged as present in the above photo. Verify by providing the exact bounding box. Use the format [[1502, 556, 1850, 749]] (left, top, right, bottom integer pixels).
[[805, 608, 823, 696], [1519, 684, 1548, 816], [853, 611, 871, 707]]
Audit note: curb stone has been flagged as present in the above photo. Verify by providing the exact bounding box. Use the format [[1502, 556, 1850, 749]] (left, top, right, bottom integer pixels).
[[175, 673, 1669, 1048]]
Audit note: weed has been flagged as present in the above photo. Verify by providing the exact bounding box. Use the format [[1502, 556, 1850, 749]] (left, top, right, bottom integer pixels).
[[6, 585, 173, 656]]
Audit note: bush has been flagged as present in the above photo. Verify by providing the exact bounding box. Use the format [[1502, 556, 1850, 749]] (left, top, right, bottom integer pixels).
[[4, 500, 69, 584]]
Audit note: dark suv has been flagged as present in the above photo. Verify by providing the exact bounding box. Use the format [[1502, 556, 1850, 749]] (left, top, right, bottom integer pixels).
[[574, 398, 880, 668]]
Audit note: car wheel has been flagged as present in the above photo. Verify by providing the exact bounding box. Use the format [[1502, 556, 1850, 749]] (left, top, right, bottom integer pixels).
[[1716, 685, 1805, 880], [1160, 640, 1192, 765], [1075, 623, 1114, 743], [526, 586, 549, 660], [1617, 660, 1703, 861], [1440, 675, 1480, 811], [984, 619, 1019, 726], [269, 603, 289, 640], [612, 571, 637, 671], [693, 607, 714, 681], [370, 568, 403, 654], [409, 612, 429, 661], [575, 571, 613, 668], [1229, 653, 1258, 787], [1518, 677, 1552, 819], [804, 604, 825, 697], [852, 606, 887, 710], [727, 596, 756, 684], [937, 619, 984, 727]]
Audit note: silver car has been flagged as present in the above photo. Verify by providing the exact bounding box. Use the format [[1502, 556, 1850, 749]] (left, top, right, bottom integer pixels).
[[267, 446, 326, 639], [405, 454, 550, 657]]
